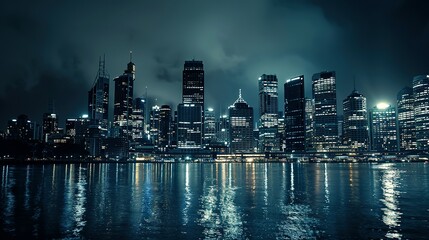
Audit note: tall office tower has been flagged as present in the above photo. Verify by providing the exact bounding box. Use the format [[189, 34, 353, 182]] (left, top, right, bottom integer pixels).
[[305, 98, 315, 151], [413, 75, 429, 151], [42, 113, 59, 142], [229, 90, 254, 153], [277, 116, 285, 151], [204, 108, 216, 144], [312, 71, 338, 151], [131, 98, 145, 141], [149, 105, 160, 147], [258, 74, 280, 152], [216, 114, 229, 145], [6, 114, 33, 142], [88, 56, 109, 126], [342, 90, 369, 151], [178, 60, 204, 149], [113, 54, 135, 137], [159, 105, 172, 151], [284, 75, 305, 152], [397, 87, 416, 151], [369, 103, 398, 152], [170, 110, 178, 148], [182, 60, 204, 105], [177, 103, 203, 149]]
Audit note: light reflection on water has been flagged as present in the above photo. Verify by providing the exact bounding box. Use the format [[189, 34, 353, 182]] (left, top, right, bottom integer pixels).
[[0, 163, 428, 239]]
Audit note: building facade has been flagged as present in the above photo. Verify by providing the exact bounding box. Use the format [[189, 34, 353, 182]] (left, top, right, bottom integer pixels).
[[177, 104, 203, 149], [397, 87, 416, 151], [342, 90, 369, 151], [88, 56, 109, 127], [258, 74, 280, 152], [159, 105, 172, 151], [229, 90, 254, 153], [113, 59, 135, 137], [284, 75, 305, 152], [369, 103, 397, 152], [413, 75, 429, 151], [312, 71, 338, 151]]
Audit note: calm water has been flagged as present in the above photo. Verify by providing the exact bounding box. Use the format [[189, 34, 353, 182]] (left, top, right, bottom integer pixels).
[[1, 163, 428, 239]]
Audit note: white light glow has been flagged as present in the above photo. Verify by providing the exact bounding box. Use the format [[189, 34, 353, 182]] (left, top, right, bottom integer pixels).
[[376, 102, 390, 110]]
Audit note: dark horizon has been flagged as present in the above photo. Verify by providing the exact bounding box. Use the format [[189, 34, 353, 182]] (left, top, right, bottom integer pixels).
[[1, 0, 429, 128]]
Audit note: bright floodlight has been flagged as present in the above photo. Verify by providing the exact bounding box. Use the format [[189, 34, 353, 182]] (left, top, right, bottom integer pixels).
[[82, 114, 89, 118], [207, 107, 214, 112], [376, 102, 390, 109]]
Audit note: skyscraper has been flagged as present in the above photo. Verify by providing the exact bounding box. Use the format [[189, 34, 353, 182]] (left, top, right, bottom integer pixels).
[[159, 105, 172, 151], [369, 103, 397, 152], [177, 60, 205, 149], [177, 103, 203, 149], [397, 87, 416, 151], [182, 60, 204, 105], [312, 71, 338, 151], [131, 98, 145, 141], [229, 90, 254, 153], [113, 54, 135, 137], [284, 75, 305, 152], [88, 56, 109, 126], [6, 114, 34, 142], [342, 90, 369, 151], [42, 113, 59, 142], [204, 108, 216, 144], [305, 98, 315, 151], [413, 75, 429, 151], [258, 74, 280, 152], [149, 105, 160, 147]]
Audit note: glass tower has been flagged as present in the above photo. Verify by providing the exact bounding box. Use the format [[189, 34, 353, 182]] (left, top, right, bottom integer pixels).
[[413, 75, 429, 151], [284, 75, 305, 152], [258, 74, 279, 152]]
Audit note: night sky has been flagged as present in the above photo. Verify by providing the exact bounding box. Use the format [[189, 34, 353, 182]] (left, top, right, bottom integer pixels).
[[1, 0, 428, 129]]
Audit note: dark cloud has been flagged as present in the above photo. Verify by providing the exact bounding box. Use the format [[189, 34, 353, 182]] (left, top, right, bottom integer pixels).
[[0, 0, 428, 129]]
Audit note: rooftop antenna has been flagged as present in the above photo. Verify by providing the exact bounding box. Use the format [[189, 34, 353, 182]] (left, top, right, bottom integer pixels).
[[239, 89, 242, 98], [129, 51, 133, 62]]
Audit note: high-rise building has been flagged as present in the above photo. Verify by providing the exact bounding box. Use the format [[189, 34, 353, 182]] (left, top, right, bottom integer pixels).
[[149, 105, 160, 147], [131, 98, 145, 141], [369, 103, 397, 152], [178, 60, 205, 149], [216, 114, 229, 146], [312, 71, 338, 151], [42, 113, 59, 142], [113, 55, 135, 137], [159, 105, 172, 151], [229, 90, 254, 153], [342, 90, 369, 151], [397, 87, 416, 151], [284, 75, 305, 152], [413, 75, 429, 151], [258, 74, 280, 152], [88, 56, 109, 126], [204, 108, 216, 144], [183, 60, 204, 105], [305, 98, 315, 151], [177, 103, 203, 149], [6, 114, 34, 142]]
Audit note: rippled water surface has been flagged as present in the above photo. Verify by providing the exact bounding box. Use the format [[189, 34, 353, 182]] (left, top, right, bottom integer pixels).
[[1, 163, 428, 239]]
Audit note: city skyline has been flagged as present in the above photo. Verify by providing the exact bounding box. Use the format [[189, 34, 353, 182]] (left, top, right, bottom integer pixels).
[[1, 1, 429, 130]]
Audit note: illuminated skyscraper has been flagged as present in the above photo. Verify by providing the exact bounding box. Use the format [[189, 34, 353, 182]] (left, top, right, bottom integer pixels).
[[178, 60, 205, 149], [229, 90, 254, 153], [6, 115, 34, 142], [312, 71, 338, 151], [42, 113, 59, 142], [204, 108, 216, 144], [369, 103, 397, 152], [177, 103, 203, 149], [88, 56, 109, 126], [258, 74, 280, 152], [397, 87, 416, 151], [342, 90, 369, 151], [131, 98, 145, 141], [305, 98, 315, 151], [113, 54, 135, 137], [284, 75, 305, 152], [149, 105, 160, 147], [182, 60, 204, 105], [159, 105, 172, 151], [413, 75, 429, 151]]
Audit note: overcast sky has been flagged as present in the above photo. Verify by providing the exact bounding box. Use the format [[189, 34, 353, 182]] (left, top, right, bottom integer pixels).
[[1, 0, 428, 128]]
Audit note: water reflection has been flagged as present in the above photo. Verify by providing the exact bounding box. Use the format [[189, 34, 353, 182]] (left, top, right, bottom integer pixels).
[[0, 163, 428, 239], [197, 164, 244, 239], [379, 163, 402, 239]]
